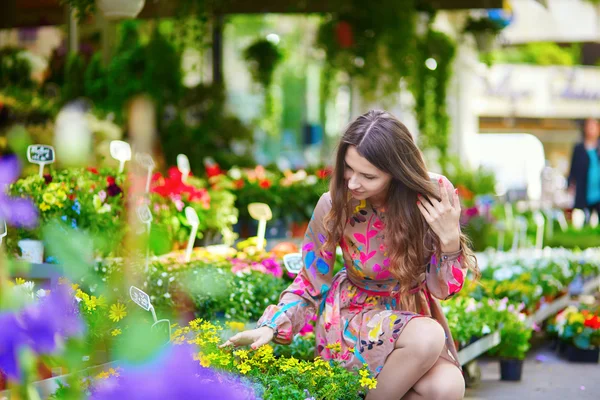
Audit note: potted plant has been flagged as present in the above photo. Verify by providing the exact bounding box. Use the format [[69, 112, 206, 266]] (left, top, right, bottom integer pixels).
[[462, 15, 505, 53], [555, 305, 600, 363], [488, 310, 532, 381]]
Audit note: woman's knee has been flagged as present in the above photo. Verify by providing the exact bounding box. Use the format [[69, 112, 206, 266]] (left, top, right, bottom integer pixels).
[[395, 318, 445, 362], [416, 363, 465, 400]]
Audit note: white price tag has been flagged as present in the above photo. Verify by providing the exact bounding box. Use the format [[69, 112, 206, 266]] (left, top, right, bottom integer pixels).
[[177, 154, 191, 183], [130, 286, 151, 311], [27, 145, 55, 163], [27, 145, 55, 177], [136, 205, 153, 224], [0, 220, 7, 245], [110, 140, 132, 173], [283, 253, 303, 274]]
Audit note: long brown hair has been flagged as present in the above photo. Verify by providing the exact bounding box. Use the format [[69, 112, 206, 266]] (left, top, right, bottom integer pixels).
[[323, 110, 478, 292]]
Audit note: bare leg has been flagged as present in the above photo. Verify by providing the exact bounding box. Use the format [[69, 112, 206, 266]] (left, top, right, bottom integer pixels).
[[402, 357, 465, 400], [365, 318, 445, 400]]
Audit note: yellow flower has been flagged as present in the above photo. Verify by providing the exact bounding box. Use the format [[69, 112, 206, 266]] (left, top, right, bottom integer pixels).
[[233, 349, 249, 360], [237, 363, 251, 374], [39, 203, 50, 211], [108, 368, 120, 377], [111, 328, 122, 336], [226, 321, 246, 331], [15, 278, 25, 285], [109, 303, 127, 322], [71, 283, 79, 291], [42, 192, 56, 205], [95, 371, 110, 380], [360, 377, 378, 390]]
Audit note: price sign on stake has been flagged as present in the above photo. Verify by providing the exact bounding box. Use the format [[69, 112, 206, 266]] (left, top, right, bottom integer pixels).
[[283, 253, 303, 274], [177, 154, 191, 183], [184, 207, 199, 263], [110, 140, 132, 173], [136, 153, 156, 193], [130, 285, 171, 344], [27, 145, 55, 177], [136, 205, 152, 271], [248, 202, 272, 251], [0, 220, 7, 246]]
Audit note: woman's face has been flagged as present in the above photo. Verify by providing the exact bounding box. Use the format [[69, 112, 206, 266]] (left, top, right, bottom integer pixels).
[[343, 146, 392, 202], [584, 119, 599, 141]]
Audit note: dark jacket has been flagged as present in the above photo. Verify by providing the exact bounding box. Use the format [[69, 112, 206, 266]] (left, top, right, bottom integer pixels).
[[568, 142, 600, 209]]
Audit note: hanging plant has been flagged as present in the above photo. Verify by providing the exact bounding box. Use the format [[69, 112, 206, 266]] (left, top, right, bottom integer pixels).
[[462, 15, 505, 53], [409, 29, 456, 168], [243, 38, 283, 90], [316, 0, 418, 101]]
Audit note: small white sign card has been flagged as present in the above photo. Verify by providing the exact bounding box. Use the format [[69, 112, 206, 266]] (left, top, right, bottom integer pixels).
[[135, 152, 156, 193], [184, 206, 199, 263], [129, 285, 171, 344], [177, 154, 191, 183], [248, 202, 273, 251], [283, 253, 303, 274], [0, 220, 7, 246], [109, 140, 132, 173], [27, 145, 55, 177]]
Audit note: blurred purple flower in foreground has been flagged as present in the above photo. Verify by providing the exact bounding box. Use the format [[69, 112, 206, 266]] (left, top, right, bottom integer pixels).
[[91, 344, 256, 400], [0, 154, 38, 228], [0, 286, 84, 379]]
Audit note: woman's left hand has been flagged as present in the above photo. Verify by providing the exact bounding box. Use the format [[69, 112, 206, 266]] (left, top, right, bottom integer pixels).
[[417, 177, 461, 249]]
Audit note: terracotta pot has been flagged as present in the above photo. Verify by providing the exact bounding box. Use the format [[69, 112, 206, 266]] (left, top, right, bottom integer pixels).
[[290, 221, 309, 238]]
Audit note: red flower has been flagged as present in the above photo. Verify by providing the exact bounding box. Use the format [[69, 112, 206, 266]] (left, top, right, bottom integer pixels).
[[259, 179, 272, 189], [206, 164, 222, 178], [87, 167, 99, 174], [316, 167, 332, 179], [234, 179, 245, 189], [107, 176, 116, 185], [335, 21, 354, 49]]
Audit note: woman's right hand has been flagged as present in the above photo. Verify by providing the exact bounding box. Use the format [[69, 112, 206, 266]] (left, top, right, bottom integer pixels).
[[219, 326, 274, 350]]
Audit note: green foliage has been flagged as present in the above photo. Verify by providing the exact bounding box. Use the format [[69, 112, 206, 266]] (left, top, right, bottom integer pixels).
[[244, 39, 284, 89], [488, 311, 532, 360], [273, 332, 316, 361], [462, 16, 505, 35], [60, 0, 96, 20], [62, 53, 86, 103], [488, 43, 582, 66], [410, 29, 456, 161], [316, 0, 417, 100], [0, 48, 34, 89]]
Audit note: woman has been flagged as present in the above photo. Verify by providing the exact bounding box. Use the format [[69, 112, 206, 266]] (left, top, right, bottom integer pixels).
[[222, 110, 478, 400], [568, 118, 600, 223]]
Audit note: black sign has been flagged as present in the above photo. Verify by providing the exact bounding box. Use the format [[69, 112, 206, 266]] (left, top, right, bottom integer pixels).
[[27, 145, 55, 163]]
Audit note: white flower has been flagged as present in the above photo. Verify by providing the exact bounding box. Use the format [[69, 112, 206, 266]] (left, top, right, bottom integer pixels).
[[36, 289, 46, 299], [163, 292, 171, 299], [157, 279, 163, 287], [228, 168, 242, 180], [482, 325, 491, 335]]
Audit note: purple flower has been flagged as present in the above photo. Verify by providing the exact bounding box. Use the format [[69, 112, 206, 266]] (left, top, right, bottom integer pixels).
[[91, 344, 256, 400], [0, 313, 23, 379], [0, 286, 84, 380], [107, 184, 122, 197], [0, 154, 38, 228]]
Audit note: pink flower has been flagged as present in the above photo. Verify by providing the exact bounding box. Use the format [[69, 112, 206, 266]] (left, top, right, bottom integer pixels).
[[98, 190, 107, 203]]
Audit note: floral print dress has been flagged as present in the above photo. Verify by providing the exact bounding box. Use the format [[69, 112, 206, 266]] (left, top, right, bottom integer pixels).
[[257, 175, 467, 377]]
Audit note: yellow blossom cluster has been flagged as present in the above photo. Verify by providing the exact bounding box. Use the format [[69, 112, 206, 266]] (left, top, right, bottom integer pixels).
[[74, 289, 106, 312]]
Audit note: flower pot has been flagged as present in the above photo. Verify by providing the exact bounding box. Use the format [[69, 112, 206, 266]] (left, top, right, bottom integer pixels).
[[18, 239, 44, 264], [290, 220, 309, 238], [499, 359, 523, 381], [566, 345, 599, 363], [97, 0, 145, 20], [473, 32, 497, 53]]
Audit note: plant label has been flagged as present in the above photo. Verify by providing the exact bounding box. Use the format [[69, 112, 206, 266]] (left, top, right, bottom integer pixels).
[[136, 205, 153, 225], [248, 202, 272, 251], [27, 145, 55, 177], [177, 154, 191, 183], [184, 206, 199, 263], [110, 140, 132, 173], [0, 220, 6, 245], [130, 285, 151, 311], [283, 253, 303, 274]]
